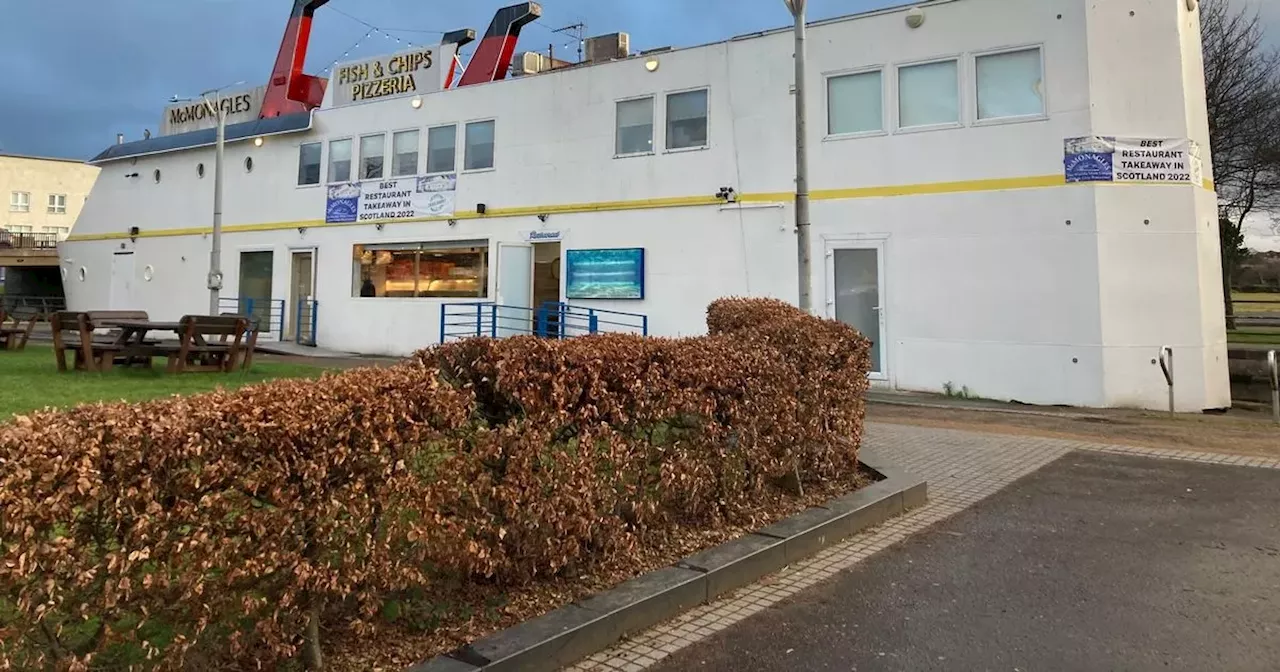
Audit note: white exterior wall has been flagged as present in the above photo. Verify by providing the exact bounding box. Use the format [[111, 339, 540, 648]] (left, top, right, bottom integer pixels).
[[63, 0, 1230, 410]]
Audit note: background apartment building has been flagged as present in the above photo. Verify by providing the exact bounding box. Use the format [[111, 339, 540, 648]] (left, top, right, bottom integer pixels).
[[1, 153, 99, 242]]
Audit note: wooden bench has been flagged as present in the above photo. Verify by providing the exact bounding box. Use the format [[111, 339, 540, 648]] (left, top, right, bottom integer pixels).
[[0, 309, 38, 351], [51, 311, 115, 371], [220, 313, 261, 371], [155, 315, 248, 373]]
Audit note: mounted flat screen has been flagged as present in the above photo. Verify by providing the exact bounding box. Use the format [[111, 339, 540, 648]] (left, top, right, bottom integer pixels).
[[565, 248, 645, 300]]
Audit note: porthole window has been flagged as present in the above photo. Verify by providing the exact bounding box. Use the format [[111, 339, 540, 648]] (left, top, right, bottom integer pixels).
[[153, 169, 162, 184], [143, 265, 155, 282], [244, 157, 254, 173], [78, 267, 87, 282], [197, 163, 205, 178]]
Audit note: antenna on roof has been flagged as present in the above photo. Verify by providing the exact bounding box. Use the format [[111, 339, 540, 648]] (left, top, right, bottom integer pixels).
[[553, 22, 586, 63]]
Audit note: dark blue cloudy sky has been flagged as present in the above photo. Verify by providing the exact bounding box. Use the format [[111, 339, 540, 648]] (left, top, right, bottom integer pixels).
[[0, 0, 886, 159], [0, 0, 1274, 160]]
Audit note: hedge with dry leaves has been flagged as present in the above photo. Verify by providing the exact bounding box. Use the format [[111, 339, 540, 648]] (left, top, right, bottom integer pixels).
[[0, 299, 871, 670]]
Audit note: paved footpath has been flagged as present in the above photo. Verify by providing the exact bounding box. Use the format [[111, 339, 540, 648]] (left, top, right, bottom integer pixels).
[[569, 423, 1280, 672]]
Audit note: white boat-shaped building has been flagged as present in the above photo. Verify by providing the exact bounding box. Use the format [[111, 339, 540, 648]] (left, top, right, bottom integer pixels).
[[63, 0, 1231, 411]]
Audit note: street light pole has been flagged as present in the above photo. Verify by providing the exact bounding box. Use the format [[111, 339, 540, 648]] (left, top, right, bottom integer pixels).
[[785, 0, 813, 313], [206, 96, 226, 315]]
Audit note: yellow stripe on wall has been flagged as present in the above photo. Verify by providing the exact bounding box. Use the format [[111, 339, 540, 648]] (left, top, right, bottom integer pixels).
[[63, 174, 1212, 243]]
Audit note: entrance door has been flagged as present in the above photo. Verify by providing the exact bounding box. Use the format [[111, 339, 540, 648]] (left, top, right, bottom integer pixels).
[[532, 242, 562, 336], [495, 242, 533, 337], [827, 242, 886, 378], [109, 252, 135, 310], [238, 251, 274, 334], [288, 250, 316, 343]]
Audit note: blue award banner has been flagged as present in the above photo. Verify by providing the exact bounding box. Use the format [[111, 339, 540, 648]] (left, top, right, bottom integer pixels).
[[1065, 137, 1201, 185], [325, 174, 457, 224]]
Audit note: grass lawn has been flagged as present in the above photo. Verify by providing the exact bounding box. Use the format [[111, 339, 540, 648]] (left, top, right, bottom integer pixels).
[[0, 345, 331, 418], [1228, 329, 1280, 346]]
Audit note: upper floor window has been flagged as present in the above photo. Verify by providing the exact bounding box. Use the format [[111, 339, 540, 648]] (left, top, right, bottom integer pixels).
[[9, 191, 29, 213], [392, 130, 420, 177], [298, 142, 322, 186], [898, 59, 959, 129], [464, 120, 496, 171], [427, 125, 457, 174], [360, 133, 385, 180], [41, 225, 70, 241], [666, 89, 709, 150], [976, 47, 1044, 120], [47, 193, 67, 215], [616, 97, 655, 155], [827, 70, 883, 136], [328, 138, 352, 183]]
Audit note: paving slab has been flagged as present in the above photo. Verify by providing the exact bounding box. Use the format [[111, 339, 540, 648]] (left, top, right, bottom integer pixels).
[[645, 451, 1280, 671]]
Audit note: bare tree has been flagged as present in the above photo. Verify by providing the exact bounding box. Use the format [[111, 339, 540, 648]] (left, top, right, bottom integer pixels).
[[1201, 0, 1280, 327]]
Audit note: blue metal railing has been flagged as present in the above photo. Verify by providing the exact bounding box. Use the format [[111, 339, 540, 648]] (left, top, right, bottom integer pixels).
[[219, 297, 285, 341], [294, 300, 318, 346], [439, 301, 649, 343]]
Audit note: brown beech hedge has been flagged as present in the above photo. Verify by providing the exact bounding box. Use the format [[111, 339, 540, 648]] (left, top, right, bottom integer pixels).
[[0, 298, 870, 669]]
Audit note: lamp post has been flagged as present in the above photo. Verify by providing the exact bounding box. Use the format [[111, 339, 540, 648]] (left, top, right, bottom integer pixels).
[[784, 0, 813, 314], [170, 81, 242, 314]]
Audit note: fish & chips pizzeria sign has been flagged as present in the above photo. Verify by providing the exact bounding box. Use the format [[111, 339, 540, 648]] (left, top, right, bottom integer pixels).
[[331, 44, 458, 107]]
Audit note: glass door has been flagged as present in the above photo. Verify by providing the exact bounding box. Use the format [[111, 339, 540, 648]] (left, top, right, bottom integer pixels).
[[238, 251, 274, 331], [495, 243, 533, 337], [289, 250, 316, 344], [827, 242, 886, 378]]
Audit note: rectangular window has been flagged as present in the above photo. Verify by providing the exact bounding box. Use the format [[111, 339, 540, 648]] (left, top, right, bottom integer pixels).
[[392, 130, 420, 177], [976, 47, 1044, 120], [427, 125, 457, 174], [41, 226, 70, 240], [297, 142, 322, 185], [464, 120, 496, 171], [666, 89, 709, 150], [616, 97, 654, 155], [47, 194, 67, 214], [9, 191, 29, 213], [352, 240, 489, 298], [827, 70, 883, 135], [898, 59, 959, 128], [6, 224, 33, 234], [360, 133, 385, 180], [328, 138, 352, 183]]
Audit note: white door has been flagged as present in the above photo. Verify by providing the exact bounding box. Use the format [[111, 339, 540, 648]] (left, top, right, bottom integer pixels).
[[826, 242, 887, 379], [495, 242, 534, 337], [109, 252, 136, 310]]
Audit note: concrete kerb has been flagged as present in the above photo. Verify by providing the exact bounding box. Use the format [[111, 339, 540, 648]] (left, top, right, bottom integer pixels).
[[408, 447, 926, 672]]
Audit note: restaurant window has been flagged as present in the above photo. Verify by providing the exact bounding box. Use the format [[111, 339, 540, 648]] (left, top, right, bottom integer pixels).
[[352, 240, 489, 298], [328, 138, 352, 183], [898, 59, 959, 128], [9, 191, 29, 213], [464, 120, 496, 171], [976, 47, 1044, 120], [48, 193, 67, 214], [297, 142, 322, 185], [616, 97, 654, 155], [827, 70, 883, 135], [666, 89, 709, 150], [392, 130, 420, 177], [427, 125, 457, 174], [360, 133, 385, 180]]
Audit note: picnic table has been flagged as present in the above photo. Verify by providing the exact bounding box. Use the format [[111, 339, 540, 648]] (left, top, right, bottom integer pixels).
[[52, 312, 254, 373]]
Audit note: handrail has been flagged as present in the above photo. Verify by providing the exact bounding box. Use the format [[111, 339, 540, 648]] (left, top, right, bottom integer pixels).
[[1158, 346, 1174, 416], [219, 297, 285, 341], [0, 231, 60, 250], [440, 301, 650, 343], [1268, 350, 1278, 425]]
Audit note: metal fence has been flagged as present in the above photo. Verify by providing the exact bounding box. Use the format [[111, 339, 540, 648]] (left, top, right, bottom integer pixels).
[[0, 294, 66, 319], [219, 297, 285, 341], [294, 300, 318, 346], [0, 231, 60, 250], [440, 301, 649, 343]]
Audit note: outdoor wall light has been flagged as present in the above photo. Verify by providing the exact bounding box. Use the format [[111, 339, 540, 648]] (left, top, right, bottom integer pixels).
[[376, 223, 385, 231], [1185, 0, 1197, 10], [477, 203, 488, 215], [905, 7, 925, 29], [253, 137, 264, 147], [448, 218, 458, 227], [124, 172, 139, 179], [645, 58, 660, 73], [411, 97, 424, 109], [537, 213, 550, 223], [129, 226, 140, 242]]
